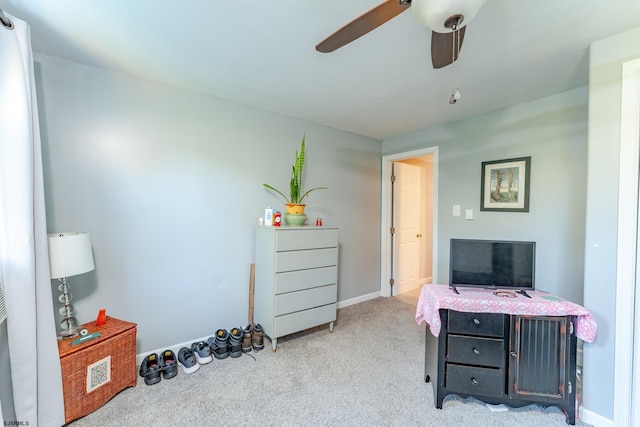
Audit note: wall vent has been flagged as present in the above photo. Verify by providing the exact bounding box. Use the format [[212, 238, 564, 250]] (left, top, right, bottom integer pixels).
[[0, 282, 7, 324]]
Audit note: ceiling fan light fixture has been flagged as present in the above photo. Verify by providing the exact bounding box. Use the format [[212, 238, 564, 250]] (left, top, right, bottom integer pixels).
[[411, 0, 487, 33]]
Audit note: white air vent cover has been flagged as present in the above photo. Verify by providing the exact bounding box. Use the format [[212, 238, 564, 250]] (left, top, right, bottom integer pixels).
[[0, 282, 6, 324]]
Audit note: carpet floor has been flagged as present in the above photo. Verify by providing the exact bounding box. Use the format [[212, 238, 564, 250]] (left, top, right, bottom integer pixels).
[[68, 296, 592, 426]]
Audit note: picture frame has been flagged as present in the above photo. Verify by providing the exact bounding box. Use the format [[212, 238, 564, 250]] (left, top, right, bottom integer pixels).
[[480, 156, 531, 212]]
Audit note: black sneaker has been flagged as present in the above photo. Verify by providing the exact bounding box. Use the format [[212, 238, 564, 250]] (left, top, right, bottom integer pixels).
[[209, 329, 230, 359], [160, 350, 178, 380], [191, 341, 213, 364], [139, 353, 162, 385], [229, 327, 243, 358], [177, 347, 200, 374]]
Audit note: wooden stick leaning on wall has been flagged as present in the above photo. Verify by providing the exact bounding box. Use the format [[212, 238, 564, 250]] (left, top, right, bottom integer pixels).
[[249, 263, 255, 325]]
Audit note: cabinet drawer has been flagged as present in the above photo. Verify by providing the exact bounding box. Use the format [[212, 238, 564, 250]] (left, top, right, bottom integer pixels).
[[447, 335, 505, 368], [276, 248, 338, 272], [448, 311, 505, 337], [274, 303, 336, 338], [276, 229, 338, 251], [446, 364, 504, 398], [275, 266, 337, 294], [274, 284, 337, 316]]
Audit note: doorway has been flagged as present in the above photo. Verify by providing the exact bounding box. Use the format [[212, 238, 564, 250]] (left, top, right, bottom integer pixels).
[[380, 147, 438, 300], [613, 57, 640, 426]]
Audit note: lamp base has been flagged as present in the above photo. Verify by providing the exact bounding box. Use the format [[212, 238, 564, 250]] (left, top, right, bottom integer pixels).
[[57, 328, 79, 340], [56, 277, 80, 340]]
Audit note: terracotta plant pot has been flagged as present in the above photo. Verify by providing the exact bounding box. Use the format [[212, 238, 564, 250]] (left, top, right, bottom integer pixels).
[[285, 203, 306, 215]]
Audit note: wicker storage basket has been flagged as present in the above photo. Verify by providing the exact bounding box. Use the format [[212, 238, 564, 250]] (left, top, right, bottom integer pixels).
[[57, 316, 137, 423]]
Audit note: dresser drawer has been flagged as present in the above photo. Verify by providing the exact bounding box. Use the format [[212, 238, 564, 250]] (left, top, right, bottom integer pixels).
[[448, 311, 505, 337], [275, 266, 337, 294], [447, 335, 505, 368], [276, 229, 338, 251], [274, 303, 337, 337], [274, 284, 337, 316], [446, 364, 504, 398], [275, 248, 338, 272]]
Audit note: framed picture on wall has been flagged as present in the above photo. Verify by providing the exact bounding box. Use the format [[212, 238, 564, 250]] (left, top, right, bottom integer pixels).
[[480, 156, 531, 212]]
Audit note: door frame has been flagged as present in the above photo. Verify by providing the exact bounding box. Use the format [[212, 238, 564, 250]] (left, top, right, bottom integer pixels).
[[380, 147, 439, 297], [613, 57, 640, 426]]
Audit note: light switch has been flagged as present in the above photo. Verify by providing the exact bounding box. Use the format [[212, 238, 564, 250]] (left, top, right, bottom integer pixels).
[[453, 205, 461, 216], [465, 209, 474, 220]]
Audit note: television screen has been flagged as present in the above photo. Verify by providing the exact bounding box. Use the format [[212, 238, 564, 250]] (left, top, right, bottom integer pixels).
[[449, 239, 535, 290]]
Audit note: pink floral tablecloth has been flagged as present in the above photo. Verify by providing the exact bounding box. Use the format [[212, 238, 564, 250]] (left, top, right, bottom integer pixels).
[[415, 284, 597, 343]]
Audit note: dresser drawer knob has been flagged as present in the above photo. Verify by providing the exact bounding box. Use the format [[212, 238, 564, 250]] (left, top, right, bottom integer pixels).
[[473, 318, 480, 325], [470, 378, 479, 386], [472, 347, 480, 355]]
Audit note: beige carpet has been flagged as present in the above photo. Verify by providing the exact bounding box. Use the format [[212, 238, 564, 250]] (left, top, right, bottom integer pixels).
[[394, 286, 422, 306], [68, 296, 592, 426]]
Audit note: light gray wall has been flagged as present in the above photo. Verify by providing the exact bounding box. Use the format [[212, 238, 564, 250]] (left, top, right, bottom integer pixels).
[[583, 26, 640, 420], [34, 54, 381, 354], [382, 88, 588, 304]]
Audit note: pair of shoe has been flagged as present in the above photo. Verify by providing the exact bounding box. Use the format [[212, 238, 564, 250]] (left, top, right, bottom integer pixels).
[[177, 341, 213, 374], [139, 350, 178, 385], [208, 329, 231, 359], [241, 323, 264, 352], [207, 325, 262, 358]]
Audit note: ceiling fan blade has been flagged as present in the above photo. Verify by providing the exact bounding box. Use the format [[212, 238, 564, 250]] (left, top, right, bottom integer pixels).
[[430, 27, 466, 69], [316, 0, 411, 53]]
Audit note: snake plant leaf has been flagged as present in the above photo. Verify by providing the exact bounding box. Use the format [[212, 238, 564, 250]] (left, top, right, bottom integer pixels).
[[263, 134, 327, 205], [299, 136, 305, 189], [298, 186, 329, 204], [263, 183, 291, 204]]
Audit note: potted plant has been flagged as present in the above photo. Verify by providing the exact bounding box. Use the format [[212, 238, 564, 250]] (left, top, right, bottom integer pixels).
[[263, 135, 327, 225]]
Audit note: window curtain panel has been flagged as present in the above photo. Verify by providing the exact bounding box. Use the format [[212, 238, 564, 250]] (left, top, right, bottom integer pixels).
[[0, 13, 65, 427]]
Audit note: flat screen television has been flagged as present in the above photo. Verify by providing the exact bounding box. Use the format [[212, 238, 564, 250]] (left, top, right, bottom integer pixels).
[[449, 239, 535, 294]]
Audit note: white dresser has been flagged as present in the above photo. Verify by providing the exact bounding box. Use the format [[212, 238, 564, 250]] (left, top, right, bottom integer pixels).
[[254, 226, 339, 351]]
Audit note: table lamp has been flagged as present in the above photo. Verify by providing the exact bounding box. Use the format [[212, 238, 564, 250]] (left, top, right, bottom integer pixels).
[[48, 232, 95, 340]]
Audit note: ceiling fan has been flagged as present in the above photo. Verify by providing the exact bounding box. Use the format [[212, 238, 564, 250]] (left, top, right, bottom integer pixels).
[[316, 0, 487, 69]]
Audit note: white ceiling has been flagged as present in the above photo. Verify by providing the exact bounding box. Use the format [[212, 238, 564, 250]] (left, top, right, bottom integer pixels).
[[2, 0, 640, 140]]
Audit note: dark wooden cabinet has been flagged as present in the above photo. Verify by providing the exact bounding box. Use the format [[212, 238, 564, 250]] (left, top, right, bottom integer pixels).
[[425, 309, 577, 425]]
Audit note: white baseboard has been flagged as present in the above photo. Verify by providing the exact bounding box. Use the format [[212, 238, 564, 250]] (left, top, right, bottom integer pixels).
[[579, 406, 614, 427], [136, 334, 214, 367], [336, 291, 380, 309], [137, 292, 382, 365]]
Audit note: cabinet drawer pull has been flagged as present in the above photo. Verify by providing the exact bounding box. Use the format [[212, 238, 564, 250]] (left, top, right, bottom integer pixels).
[[510, 351, 518, 358], [473, 318, 480, 325], [470, 378, 479, 386], [472, 347, 480, 355]]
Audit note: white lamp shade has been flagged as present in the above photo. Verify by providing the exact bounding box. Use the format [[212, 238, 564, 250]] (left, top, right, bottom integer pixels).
[[411, 0, 487, 33], [48, 232, 95, 279]]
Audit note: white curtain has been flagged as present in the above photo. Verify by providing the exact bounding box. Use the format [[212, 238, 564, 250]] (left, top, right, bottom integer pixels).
[[0, 13, 65, 427]]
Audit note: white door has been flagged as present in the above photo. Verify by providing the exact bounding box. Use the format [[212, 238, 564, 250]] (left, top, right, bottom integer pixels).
[[393, 162, 421, 295]]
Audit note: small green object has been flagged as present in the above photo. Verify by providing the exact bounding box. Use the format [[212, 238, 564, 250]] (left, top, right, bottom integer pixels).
[[71, 331, 101, 346], [283, 213, 307, 226], [540, 295, 563, 302]]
